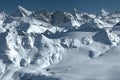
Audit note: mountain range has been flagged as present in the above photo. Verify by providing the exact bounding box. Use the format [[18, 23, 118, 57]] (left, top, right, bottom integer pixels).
[[0, 6, 120, 80]]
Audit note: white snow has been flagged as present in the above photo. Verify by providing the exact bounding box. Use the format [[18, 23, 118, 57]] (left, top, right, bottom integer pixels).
[[0, 6, 120, 80]]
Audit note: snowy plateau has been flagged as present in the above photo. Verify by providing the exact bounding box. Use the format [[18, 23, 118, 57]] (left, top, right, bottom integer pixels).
[[0, 6, 120, 80]]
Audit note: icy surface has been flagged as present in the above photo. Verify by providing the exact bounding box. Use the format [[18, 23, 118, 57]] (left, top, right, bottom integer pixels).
[[0, 6, 120, 80]]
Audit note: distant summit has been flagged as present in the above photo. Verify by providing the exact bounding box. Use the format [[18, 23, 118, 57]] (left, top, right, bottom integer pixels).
[[11, 5, 31, 17], [101, 9, 109, 16]]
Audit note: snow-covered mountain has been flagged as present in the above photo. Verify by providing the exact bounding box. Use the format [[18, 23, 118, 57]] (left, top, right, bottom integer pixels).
[[0, 6, 120, 80], [11, 6, 31, 17]]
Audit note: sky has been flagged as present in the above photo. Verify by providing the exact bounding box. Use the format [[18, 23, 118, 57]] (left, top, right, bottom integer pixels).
[[0, 0, 120, 14]]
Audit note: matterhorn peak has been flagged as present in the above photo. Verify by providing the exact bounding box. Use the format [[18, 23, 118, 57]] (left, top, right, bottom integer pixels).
[[11, 5, 31, 17], [101, 8, 109, 16], [73, 8, 78, 14], [17, 5, 27, 12]]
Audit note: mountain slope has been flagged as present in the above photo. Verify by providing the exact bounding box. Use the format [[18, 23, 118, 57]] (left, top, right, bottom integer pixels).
[[0, 6, 120, 80]]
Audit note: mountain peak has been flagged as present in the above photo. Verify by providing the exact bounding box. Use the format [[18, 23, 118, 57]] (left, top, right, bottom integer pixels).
[[11, 5, 31, 17], [18, 5, 26, 11], [101, 9, 109, 16], [0, 11, 7, 20]]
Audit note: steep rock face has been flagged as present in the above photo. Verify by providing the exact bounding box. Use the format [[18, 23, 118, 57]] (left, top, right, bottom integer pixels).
[[78, 22, 100, 32], [72, 9, 96, 26], [93, 29, 112, 45], [51, 11, 73, 28], [93, 28, 120, 46], [113, 22, 120, 30], [31, 10, 51, 23]]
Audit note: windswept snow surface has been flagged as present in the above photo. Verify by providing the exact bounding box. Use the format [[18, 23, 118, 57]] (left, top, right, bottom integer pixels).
[[0, 6, 120, 80]]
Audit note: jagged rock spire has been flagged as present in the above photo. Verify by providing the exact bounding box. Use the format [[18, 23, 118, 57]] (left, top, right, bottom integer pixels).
[[101, 9, 109, 16], [11, 5, 31, 17]]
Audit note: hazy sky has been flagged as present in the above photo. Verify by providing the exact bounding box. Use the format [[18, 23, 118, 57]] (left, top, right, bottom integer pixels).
[[0, 0, 120, 14]]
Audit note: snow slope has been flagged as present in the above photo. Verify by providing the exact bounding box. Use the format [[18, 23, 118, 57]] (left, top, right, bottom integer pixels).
[[0, 6, 120, 80]]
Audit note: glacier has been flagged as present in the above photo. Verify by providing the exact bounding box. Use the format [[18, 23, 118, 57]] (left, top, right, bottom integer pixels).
[[0, 6, 120, 80]]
